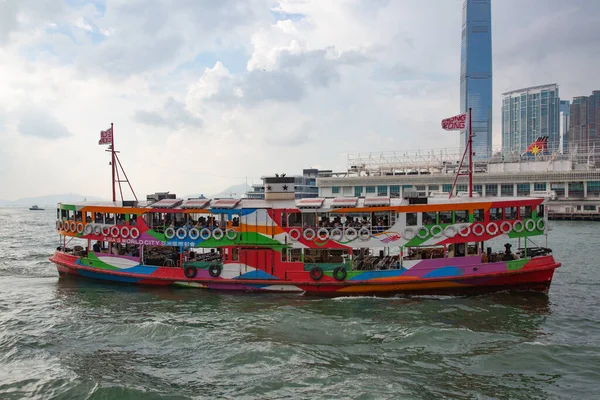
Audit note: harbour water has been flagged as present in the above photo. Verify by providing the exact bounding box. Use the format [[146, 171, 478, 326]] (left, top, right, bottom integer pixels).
[[1, 207, 599, 399]]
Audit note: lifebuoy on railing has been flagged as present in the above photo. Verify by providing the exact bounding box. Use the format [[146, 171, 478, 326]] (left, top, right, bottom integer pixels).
[[200, 228, 211, 240], [94, 225, 102, 235], [76, 223, 84, 234], [102, 226, 111, 236], [317, 228, 329, 241], [176, 227, 187, 240], [303, 228, 316, 241], [358, 227, 371, 241], [309, 266, 323, 280], [472, 223, 485, 237], [121, 226, 130, 238], [458, 225, 471, 237], [164, 227, 175, 239], [486, 222, 499, 236], [212, 228, 224, 240], [129, 227, 140, 239], [344, 227, 358, 241], [110, 226, 120, 238], [57, 221, 64, 231], [404, 227, 415, 240], [430, 225, 443, 238], [69, 222, 76, 232], [289, 229, 301, 241], [513, 220, 525, 233], [330, 228, 343, 241], [189, 228, 200, 240], [536, 219, 545, 231], [443, 225, 457, 238], [417, 226, 429, 239], [525, 219, 536, 232], [84, 224, 94, 235], [500, 221, 512, 234], [226, 229, 237, 240]]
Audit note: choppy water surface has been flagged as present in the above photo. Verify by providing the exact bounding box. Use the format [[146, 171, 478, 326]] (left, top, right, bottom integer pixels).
[[1, 208, 600, 399]]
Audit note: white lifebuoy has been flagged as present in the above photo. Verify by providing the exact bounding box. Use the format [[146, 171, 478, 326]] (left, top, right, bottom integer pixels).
[[417, 226, 429, 239], [121, 226, 130, 238], [525, 219, 536, 232], [189, 228, 200, 240], [500, 221, 512, 234], [69, 222, 76, 232], [213, 228, 224, 240], [76, 223, 84, 234], [102, 226, 111, 236], [165, 227, 175, 239], [129, 227, 140, 239], [536, 219, 545, 231], [303, 228, 316, 241], [430, 225, 443, 238], [58, 221, 64, 231], [344, 227, 358, 241], [404, 227, 416, 240], [84, 224, 94, 235], [289, 229, 301, 241], [358, 227, 371, 241], [317, 228, 330, 241], [226, 229, 237, 240], [330, 228, 343, 241], [443, 226, 456, 238], [472, 223, 485, 237], [513, 220, 525, 233], [94, 225, 102, 235], [176, 227, 187, 240], [458, 225, 471, 237], [200, 228, 211, 240], [486, 222, 499, 236], [110, 226, 120, 238]]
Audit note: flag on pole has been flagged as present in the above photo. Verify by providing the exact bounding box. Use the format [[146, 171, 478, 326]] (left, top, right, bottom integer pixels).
[[99, 126, 113, 145], [441, 113, 467, 131], [523, 136, 549, 156]]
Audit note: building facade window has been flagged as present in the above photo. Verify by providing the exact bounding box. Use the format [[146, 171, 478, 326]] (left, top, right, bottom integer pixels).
[[365, 186, 376, 194], [516, 183, 530, 196], [442, 184, 453, 193], [332, 186, 340, 194], [534, 182, 547, 191], [501, 184, 513, 196], [377, 185, 388, 196], [456, 184, 468, 193], [473, 185, 483, 195], [354, 186, 363, 197], [588, 181, 600, 196], [390, 185, 400, 198], [486, 184, 498, 196], [569, 182, 584, 198]]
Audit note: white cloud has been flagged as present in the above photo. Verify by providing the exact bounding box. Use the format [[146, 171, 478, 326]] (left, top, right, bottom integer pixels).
[[0, 0, 598, 200]]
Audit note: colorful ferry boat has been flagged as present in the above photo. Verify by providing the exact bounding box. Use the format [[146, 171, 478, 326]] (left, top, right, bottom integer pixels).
[[49, 123, 561, 296]]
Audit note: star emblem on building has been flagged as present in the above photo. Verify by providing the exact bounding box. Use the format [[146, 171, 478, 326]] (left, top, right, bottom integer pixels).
[[530, 145, 540, 155], [267, 185, 272, 191], [283, 185, 288, 191]]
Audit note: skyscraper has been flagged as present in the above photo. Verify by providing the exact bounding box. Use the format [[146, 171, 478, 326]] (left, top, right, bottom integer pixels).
[[501, 84, 560, 154], [460, 0, 493, 159], [560, 100, 570, 153], [569, 90, 600, 153]]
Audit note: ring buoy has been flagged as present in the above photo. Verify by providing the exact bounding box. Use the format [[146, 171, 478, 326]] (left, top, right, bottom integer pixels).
[[317, 228, 329, 241], [69, 222, 76, 232], [500, 221, 512, 234], [289, 229, 301, 241], [212, 228, 224, 240], [513, 220, 525, 233], [94, 225, 102, 235], [76, 223, 84, 234], [443, 225, 457, 238], [208, 264, 222, 278], [430, 225, 443, 238], [333, 266, 347, 281], [330, 228, 343, 241], [102, 226, 111, 236], [84, 224, 94, 235], [110, 226, 120, 238], [458, 225, 471, 237], [536, 219, 545, 231], [404, 227, 415, 240], [189, 228, 200, 240], [58, 221, 64, 231], [309, 266, 323, 280], [176, 227, 187, 240], [472, 223, 485, 237], [226, 229, 237, 240], [303, 228, 316, 241], [184, 266, 196, 278], [344, 227, 358, 241], [121, 226, 130, 238], [417, 226, 429, 239], [164, 227, 175, 239], [525, 219, 536, 232], [129, 227, 140, 239], [200, 228, 211, 240], [486, 222, 499, 236], [358, 227, 371, 241]]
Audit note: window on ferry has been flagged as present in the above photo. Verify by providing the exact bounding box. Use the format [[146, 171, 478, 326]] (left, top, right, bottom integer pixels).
[[489, 208, 502, 221], [127, 214, 137, 226], [231, 214, 240, 227], [290, 248, 302, 262], [473, 209, 484, 222], [406, 213, 417, 226], [281, 211, 287, 227], [288, 212, 302, 227], [60, 209, 67, 220], [519, 206, 532, 218], [344, 213, 362, 227], [372, 211, 390, 230], [105, 213, 115, 224], [467, 243, 478, 256], [85, 212, 92, 222], [422, 212, 437, 225], [281, 248, 288, 262], [439, 211, 453, 224], [68, 210, 75, 220], [75, 211, 82, 222], [537, 204, 545, 218], [505, 207, 517, 220], [365, 186, 376, 195], [231, 247, 239, 262], [116, 214, 126, 225], [455, 210, 469, 223], [302, 212, 317, 228]]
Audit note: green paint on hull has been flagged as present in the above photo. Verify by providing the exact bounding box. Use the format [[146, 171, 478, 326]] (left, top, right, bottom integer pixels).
[[507, 258, 529, 271], [79, 252, 121, 271]]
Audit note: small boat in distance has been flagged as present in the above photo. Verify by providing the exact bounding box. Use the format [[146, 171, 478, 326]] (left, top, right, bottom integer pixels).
[[29, 205, 44, 211]]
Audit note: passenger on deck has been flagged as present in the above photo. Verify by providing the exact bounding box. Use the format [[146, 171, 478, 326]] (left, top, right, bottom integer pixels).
[[93, 241, 102, 252]]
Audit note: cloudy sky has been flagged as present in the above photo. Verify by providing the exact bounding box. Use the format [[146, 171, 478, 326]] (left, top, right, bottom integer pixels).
[[0, 0, 598, 200]]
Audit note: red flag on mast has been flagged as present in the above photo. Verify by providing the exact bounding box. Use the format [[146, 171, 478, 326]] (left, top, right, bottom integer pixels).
[[99, 126, 113, 145], [441, 113, 467, 131]]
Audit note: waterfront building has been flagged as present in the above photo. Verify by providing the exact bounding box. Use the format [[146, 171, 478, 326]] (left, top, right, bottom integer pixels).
[[501, 84, 560, 155], [560, 100, 570, 153], [246, 169, 330, 200], [460, 0, 493, 159]]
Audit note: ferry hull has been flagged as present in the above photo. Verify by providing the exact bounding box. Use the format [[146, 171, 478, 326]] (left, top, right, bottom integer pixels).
[[50, 251, 560, 296]]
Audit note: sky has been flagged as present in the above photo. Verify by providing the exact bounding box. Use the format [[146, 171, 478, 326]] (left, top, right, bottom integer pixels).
[[0, 0, 598, 201]]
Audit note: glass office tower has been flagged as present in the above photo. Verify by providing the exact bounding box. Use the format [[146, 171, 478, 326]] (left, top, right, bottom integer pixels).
[[460, 0, 493, 159]]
